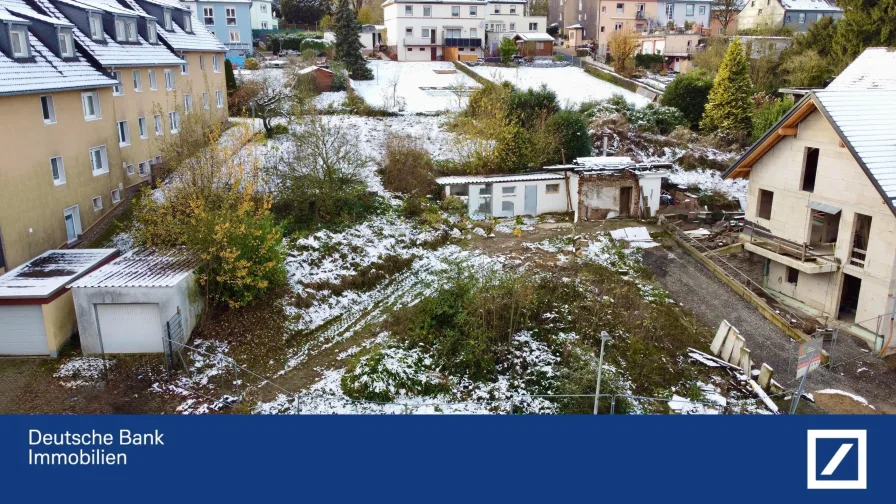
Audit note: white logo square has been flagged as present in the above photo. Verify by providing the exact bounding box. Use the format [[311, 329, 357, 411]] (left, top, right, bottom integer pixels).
[[807, 429, 867, 490]]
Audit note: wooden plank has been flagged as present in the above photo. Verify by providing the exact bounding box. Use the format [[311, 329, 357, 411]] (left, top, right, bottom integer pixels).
[[777, 126, 798, 136]]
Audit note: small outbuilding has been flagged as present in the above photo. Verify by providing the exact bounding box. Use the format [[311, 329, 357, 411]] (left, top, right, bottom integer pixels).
[[71, 249, 203, 355], [513, 33, 555, 58], [437, 172, 577, 219], [297, 65, 335, 92], [0, 249, 118, 356]]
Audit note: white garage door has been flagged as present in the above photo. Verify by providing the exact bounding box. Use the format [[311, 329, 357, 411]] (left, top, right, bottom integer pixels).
[[0, 305, 49, 355], [96, 304, 163, 353]]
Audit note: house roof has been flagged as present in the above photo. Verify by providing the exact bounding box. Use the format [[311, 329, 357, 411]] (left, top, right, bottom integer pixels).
[[436, 172, 566, 185], [0, 1, 119, 96], [0, 249, 117, 299], [32, 0, 185, 67], [126, 0, 226, 52], [297, 65, 332, 74], [780, 0, 841, 11], [514, 33, 554, 42], [826, 47, 896, 91], [71, 249, 200, 288]]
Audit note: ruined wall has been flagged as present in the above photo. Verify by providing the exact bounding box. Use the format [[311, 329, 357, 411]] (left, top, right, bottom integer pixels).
[[578, 172, 640, 220]]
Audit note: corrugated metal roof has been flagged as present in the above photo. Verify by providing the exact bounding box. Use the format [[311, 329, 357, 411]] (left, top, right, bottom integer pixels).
[[436, 172, 565, 184], [514, 33, 555, 42], [814, 89, 896, 202], [780, 0, 840, 11], [827, 47, 896, 91], [71, 249, 200, 288], [0, 249, 117, 299]]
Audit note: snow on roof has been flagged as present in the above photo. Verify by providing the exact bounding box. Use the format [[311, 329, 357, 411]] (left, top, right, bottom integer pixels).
[[780, 0, 840, 11], [124, 0, 226, 52], [436, 172, 565, 185], [565, 24, 583, 29], [32, 0, 185, 67], [827, 47, 896, 91], [0, 1, 118, 96], [0, 5, 28, 21], [0, 249, 117, 299], [814, 89, 896, 202], [297, 65, 333, 74], [385, 0, 485, 4], [514, 33, 555, 42], [71, 249, 200, 288], [7, 3, 76, 25], [575, 156, 635, 168]]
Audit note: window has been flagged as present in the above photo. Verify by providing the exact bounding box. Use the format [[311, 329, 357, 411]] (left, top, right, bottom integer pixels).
[[470, 28, 477, 38], [92, 196, 103, 211], [89, 145, 109, 175], [133, 70, 142, 91], [89, 13, 104, 40], [183, 12, 192, 32], [501, 201, 514, 213], [138, 116, 147, 138], [229, 30, 240, 43], [149, 69, 157, 90], [494, 5, 500, 13], [58, 30, 74, 57], [750, 0, 755, 6], [154, 114, 162, 135], [126, 163, 135, 175], [546, 184, 560, 194], [115, 17, 138, 42], [529, 22, 538, 30], [226, 7, 237, 25], [165, 69, 175, 90], [182, 58, 189, 75], [261, 4, 267, 13], [112, 189, 121, 203], [40, 95, 56, 124], [169, 111, 180, 133], [601, 26, 605, 33], [602, 6, 607, 12], [616, 3, 624, 14], [118, 120, 130, 145], [405, 5, 413, 15], [502, 186, 516, 195], [424, 6, 431, 16], [50, 156, 65, 185], [802, 147, 819, 192], [452, 6, 459, 17], [10, 26, 29, 58], [216, 90, 224, 108], [509, 22, 515, 30], [666, 3, 674, 18], [203, 92, 209, 109], [615, 23, 623, 30], [421, 28, 431, 38], [63, 206, 81, 242], [261, 21, 267, 29], [112, 71, 123, 95], [200, 55, 205, 71], [509, 5, 516, 14], [405, 27, 413, 36], [147, 20, 157, 43], [184, 94, 193, 113], [204, 7, 214, 25], [138, 161, 149, 176], [155, 155, 162, 164], [757, 189, 774, 219], [698, 5, 706, 15], [798, 13, 806, 23], [686, 4, 694, 16], [213, 54, 221, 72], [536, 42, 544, 49], [164, 9, 172, 30], [82, 91, 101, 120], [786, 266, 799, 285], [758, 8, 762, 14], [469, 6, 477, 16]]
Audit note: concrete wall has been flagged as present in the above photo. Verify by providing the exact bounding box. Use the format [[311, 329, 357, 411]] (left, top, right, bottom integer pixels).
[[745, 108, 896, 331], [638, 172, 665, 215], [578, 173, 640, 220], [74, 274, 203, 355], [41, 290, 77, 356]]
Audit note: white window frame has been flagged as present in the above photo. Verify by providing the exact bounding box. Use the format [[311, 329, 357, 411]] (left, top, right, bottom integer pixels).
[[698, 5, 706, 15], [63, 206, 82, 242], [154, 114, 163, 135], [798, 13, 806, 23], [126, 163, 135, 175], [202, 91, 209, 109], [138, 161, 149, 177], [405, 27, 413, 36], [10, 26, 30, 58], [138, 116, 148, 138], [184, 94, 193, 113], [226, 7, 237, 26], [529, 22, 538, 31], [50, 156, 66, 185], [261, 4, 267, 13], [148, 69, 157, 90], [169, 111, 179, 133], [451, 6, 459, 17], [112, 70, 123, 95], [204, 7, 214, 25], [216, 90, 224, 108], [509, 22, 515, 31], [470, 28, 477, 38], [181, 58, 189, 75], [81, 91, 101, 120], [686, 4, 694, 16], [470, 6, 477, 16], [112, 189, 121, 203], [40, 95, 56, 124], [154, 155, 162, 164], [229, 30, 240, 43], [213, 54, 220, 72], [133, 69, 142, 91], [164, 9, 172, 30], [147, 20, 157, 43], [424, 6, 431, 16], [405, 5, 413, 15], [58, 30, 74, 57], [89, 13, 104, 41], [183, 12, 192, 32], [165, 69, 175, 90], [510, 5, 517, 14], [117, 120, 130, 146], [89, 145, 109, 175], [92, 196, 103, 211], [261, 21, 268, 29]]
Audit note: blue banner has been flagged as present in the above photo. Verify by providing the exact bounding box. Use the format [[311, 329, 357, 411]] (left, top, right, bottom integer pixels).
[[0, 415, 890, 502]]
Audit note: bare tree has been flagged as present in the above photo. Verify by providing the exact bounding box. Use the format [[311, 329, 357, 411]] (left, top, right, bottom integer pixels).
[[607, 28, 640, 77], [239, 71, 292, 136], [446, 73, 469, 110], [711, 0, 746, 34], [379, 72, 406, 112]]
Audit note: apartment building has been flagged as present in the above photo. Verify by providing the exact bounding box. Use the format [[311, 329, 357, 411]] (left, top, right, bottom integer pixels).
[[723, 48, 896, 352], [249, 0, 276, 30], [658, 0, 711, 30], [181, 0, 252, 64], [484, 0, 547, 54], [383, 0, 486, 61], [737, 0, 841, 32], [0, 0, 227, 273], [596, 0, 659, 55], [554, 0, 597, 42]]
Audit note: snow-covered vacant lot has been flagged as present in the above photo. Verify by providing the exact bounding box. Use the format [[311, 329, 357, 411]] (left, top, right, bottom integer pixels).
[[351, 61, 480, 113], [472, 65, 651, 108]]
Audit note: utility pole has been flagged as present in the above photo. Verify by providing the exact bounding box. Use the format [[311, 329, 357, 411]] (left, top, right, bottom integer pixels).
[[594, 331, 612, 415]]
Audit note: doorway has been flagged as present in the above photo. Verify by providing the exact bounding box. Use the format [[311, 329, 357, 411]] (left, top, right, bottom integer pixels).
[[838, 273, 862, 322], [524, 185, 537, 215], [619, 186, 632, 217], [63, 205, 82, 243], [431, 47, 437, 60]]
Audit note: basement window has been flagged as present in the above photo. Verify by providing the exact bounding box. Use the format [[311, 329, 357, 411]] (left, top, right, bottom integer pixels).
[[801, 147, 819, 192], [786, 266, 799, 285], [758, 189, 774, 220]]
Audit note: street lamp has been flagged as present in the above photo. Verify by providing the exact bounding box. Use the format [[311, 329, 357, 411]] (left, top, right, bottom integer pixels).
[[594, 331, 612, 415]]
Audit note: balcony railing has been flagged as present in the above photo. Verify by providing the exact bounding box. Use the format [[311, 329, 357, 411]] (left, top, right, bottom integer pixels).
[[636, 11, 646, 19], [444, 37, 482, 47], [849, 248, 867, 268], [404, 36, 437, 46]]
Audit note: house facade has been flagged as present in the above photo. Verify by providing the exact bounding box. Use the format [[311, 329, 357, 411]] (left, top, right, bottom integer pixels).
[[484, 0, 547, 54], [658, 0, 712, 30], [0, 0, 227, 274], [709, 6, 738, 35], [596, 0, 660, 56], [181, 0, 252, 63], [383, 0, 486, 61], [249, 0, 276, 30], [737, 0, 841, 32], [555, 0, 598, 43], [723, 48, 896, 352]]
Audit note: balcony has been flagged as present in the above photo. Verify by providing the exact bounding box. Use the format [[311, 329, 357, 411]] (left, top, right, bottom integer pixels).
[[404, 36, 437, 46], [444, 37, 482, 47], [636, 11, 646, 19], [743, 223, 839, 274]]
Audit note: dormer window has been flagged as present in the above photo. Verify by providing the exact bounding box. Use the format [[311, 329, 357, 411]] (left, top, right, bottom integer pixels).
[[89, 12, 104, 41], [183, 12, 192, 32], [58, 29, 74, 58], [147, 20, 157, 43], [115, 17, 138, 43], [9, 25, 30, 58], [163, 9, 172, 31]]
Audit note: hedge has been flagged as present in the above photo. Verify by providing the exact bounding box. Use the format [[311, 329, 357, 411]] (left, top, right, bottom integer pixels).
[[270, 32, 325, 53]]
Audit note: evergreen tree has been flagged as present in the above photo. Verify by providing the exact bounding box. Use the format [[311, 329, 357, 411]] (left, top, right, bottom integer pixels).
[[832, 0, 896, 70], [333, 0, 372, 80], [225, 59, 237, 93], [700, 37, 753, 136]]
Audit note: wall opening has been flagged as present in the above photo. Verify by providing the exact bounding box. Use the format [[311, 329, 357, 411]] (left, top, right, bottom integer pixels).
[[808, 210, 840, 246], [619, 186, 632, 217], [838, 273, 862, 323], [757, 189, 774, 219], [801, 147, 819, 192], [849, 213, 872, 268], [786, 266, 799, 285]]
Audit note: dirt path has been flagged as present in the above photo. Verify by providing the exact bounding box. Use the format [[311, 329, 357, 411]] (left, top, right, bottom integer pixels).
[[644, 242, 896, 414]]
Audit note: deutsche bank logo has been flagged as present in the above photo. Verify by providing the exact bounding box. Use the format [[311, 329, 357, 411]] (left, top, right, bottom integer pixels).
[[807, 430, 867, 490]]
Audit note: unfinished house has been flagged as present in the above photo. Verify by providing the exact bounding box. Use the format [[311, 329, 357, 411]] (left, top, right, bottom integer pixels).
[[723, 47, 896, 352]]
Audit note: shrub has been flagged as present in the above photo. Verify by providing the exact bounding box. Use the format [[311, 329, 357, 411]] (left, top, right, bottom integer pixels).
[[661, 70, 713, 128], [267, 124, 289, 138], [751, 96, 794, 141], [507, 84, 558, 124], [225, 59, 237, 93], [242, 57, 260, 70], [499, 37, 518, 63], [341, 346, 450, 402], [547, 110, 592, 163], [575, 49, 591, 57], [300, 38, 330, 53], [700, 37, 754, 135], [634, 52, 664, 71], [270, 31, 325, 52], [379, 133, 437, 197], [628, 103, 688, 134], [441, 195, 467, 216]]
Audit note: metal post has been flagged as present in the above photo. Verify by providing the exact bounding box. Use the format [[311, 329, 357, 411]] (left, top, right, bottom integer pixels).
[[789, 372, 808, 415], [594, 331, 612, 415], [294, 394, 301, 415]]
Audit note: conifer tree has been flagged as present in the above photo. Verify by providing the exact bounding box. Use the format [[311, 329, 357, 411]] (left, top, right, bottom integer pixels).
[[333, 0, 372, 80], [225, 59, 237, 93], [700, 38, 753, 136], [832, 0, 896, 70]]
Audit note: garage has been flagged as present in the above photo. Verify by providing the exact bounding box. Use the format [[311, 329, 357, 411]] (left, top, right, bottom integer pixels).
[[0, 249, 118, 357], [72, 249, 204, 355]]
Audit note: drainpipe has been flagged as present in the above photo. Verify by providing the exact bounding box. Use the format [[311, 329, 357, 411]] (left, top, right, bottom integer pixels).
[[602, 133, 609, 156]]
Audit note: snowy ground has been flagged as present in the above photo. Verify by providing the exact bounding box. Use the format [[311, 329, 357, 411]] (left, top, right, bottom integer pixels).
[[351, 61, 480, 113], [472, 65, 651, 108]]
